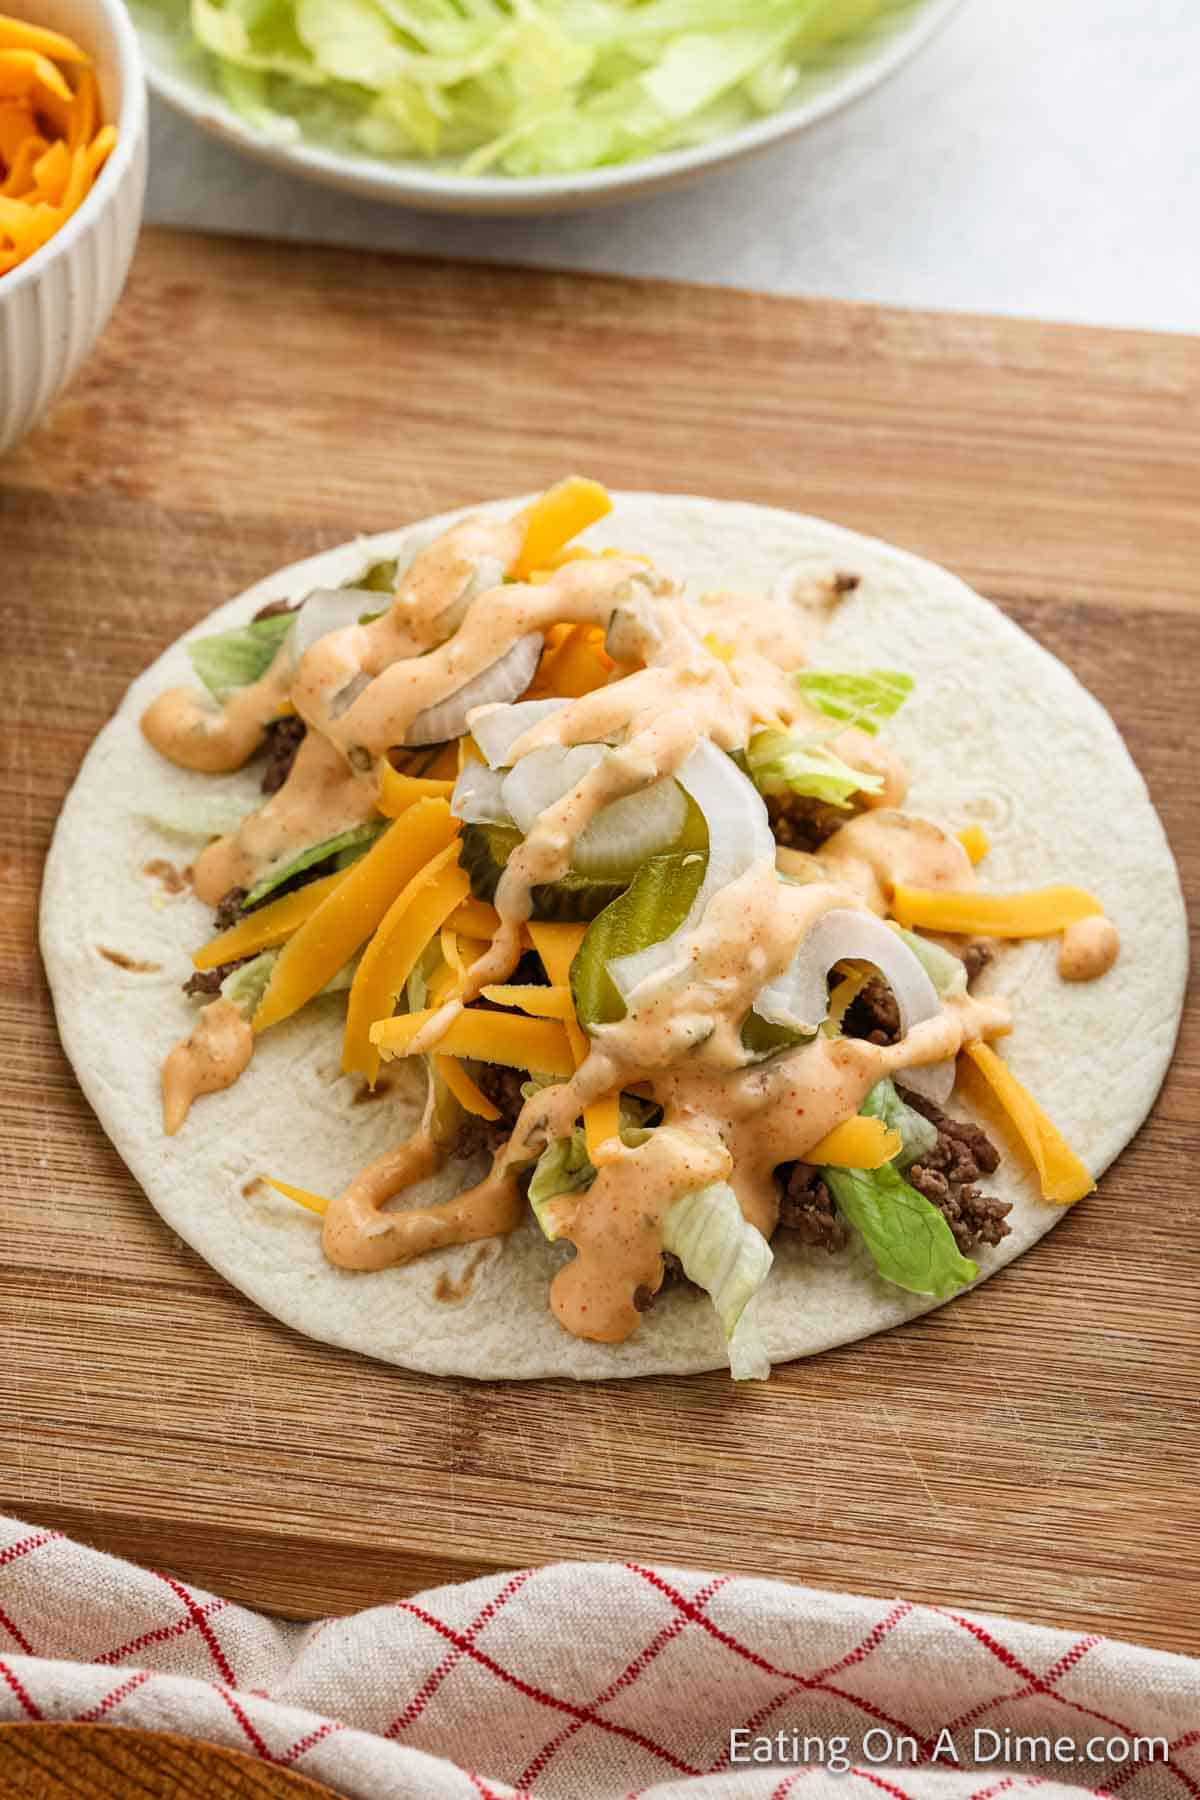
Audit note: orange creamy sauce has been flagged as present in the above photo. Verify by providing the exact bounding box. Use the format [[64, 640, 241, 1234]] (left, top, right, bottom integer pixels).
[[1058, 914, 1119, 982], [161, 999, 254, 1135], [141, 509, 1117, 1345]]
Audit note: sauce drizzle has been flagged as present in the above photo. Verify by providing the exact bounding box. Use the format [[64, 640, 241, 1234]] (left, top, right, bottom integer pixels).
[[139, 499, 1119, 1340]]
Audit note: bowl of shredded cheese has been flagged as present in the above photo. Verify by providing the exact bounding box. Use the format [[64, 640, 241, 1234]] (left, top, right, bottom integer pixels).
[[0, 0, 146, 454]]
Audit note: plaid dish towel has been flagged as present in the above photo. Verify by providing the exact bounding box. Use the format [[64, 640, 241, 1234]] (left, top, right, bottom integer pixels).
[[1, 1514, 1196, 1798]]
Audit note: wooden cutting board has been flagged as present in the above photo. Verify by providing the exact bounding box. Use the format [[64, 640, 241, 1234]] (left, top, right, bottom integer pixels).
[[2, 229, 1197, 1652], [0, 1724, 335, 1797]]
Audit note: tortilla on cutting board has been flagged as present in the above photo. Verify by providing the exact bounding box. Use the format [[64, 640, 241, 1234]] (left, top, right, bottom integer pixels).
[[40, 495, 1187, 1378]]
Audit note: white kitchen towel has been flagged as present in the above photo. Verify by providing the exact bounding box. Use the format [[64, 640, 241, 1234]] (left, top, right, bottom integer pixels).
[[1, 1515, 1195, 1797]]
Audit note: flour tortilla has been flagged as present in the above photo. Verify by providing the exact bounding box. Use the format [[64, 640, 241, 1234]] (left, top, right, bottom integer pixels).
[[40, 494, 1188, 1379]]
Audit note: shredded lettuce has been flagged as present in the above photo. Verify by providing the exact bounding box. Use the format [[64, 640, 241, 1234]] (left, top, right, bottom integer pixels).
[[793, 669, 913, 737], [745, 729, 883, 809], [527, 1096, 657, 1240], [662, 1179, 773, 1380], [824, 1160, 977, 1299], [187, 611, 295, 702], [893, 925, 967, 998], [860, 1077, 937, 1170], [527, 1131, 594, 1240], [220, 949, 278, 1014], [141, 795, 255, 839], [217, 948, 356, 1013], [138, 0, 905, 177], [242, 819, 386, 908]]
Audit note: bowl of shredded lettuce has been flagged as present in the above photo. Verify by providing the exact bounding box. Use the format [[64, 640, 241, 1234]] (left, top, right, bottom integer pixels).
[[133, 0, 962, 213]]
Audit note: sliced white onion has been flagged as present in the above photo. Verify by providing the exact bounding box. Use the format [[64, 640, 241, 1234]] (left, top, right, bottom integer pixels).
[[328, 672, 373, 720], [610, 738, 775, 1003], [573, 778, 688, 876], [430, 553, 507, 641], [502, 745, 605, 834], [757, 908, 939, 1037], [895, 1060, 957, 1106], [605, 595, 664, 665], [289, 588, 379, 669], [469, 697, 568, 768], [403, 632, 543, 747], [460, 735, 690, 876], [450, 761, 513, 826]]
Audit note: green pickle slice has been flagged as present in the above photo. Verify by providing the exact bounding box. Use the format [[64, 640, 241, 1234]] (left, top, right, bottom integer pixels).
[[458, 823, 637, 922], [570, 852, 708, 1030]]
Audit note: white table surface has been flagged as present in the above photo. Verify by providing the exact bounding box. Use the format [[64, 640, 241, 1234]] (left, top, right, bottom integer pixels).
[[146, 0, 1198, 335]]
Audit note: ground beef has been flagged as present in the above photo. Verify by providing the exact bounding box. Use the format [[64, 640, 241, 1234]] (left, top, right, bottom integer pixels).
[[774, 1094, 1009, 1257], [213, 885, 248, 931], [838, 943, 991, 1045], [252, 598, 300, 622], [182, 955, 253, 998], [456, 1112, 507, 1161], [776, 1162, 850, 1252], [472, 1062, 528, 1131], [841, 975, 901, 1046], [634, 1250, 701, 1312], [182, 963, 231, 998], [765, 791, 847, 853], [961, 939, 994, 986], [261, 715, 306, 795], [897, 1085, 1011, 1252]]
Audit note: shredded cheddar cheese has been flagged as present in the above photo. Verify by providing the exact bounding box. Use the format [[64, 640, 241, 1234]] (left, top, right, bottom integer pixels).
[[253, 797, 458, 1035], [523, 919, 616, 1158], [525, 921, 584, 988], [192, 868, 347, 970], [807, 1115, 902, 1169], [419, 930, 505, 1119], [480, 983, 574, 1019], [956, 824, 991, 865], [890, 884, 1103, 938], [0, 15, 116, 275], [512, 476, 613, 581], [377, 759, 455, 816], [435, 1053, 501, 1120], [446, 896, 502, 939], [582, 1092, 622, 1166], [964, 1042, 1094, 1205], [372, 1007, 576, 1078], [262, 1175, 330, 1216], [342, 837, 469, 1083], [530, 621, 613, 698]]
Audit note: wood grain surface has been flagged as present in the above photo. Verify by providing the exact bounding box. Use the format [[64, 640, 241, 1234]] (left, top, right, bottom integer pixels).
[[1, 228, 1196, 1649], [0, 1724, 335, 1796]]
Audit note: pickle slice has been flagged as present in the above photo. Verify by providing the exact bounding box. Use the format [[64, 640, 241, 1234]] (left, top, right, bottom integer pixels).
[[458, 823, 635, 923], [570, 851, 708, 1031], [740, 1011, 815, 1060], [358, 557, 398, 593]]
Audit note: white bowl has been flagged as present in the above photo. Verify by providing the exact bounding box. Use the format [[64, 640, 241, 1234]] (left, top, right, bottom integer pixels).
[[0, 0, 147, 455], [137, 0, 961, 217]]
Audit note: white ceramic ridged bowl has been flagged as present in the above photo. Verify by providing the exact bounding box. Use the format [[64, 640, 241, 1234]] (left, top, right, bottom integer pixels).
[[0, 0, 147, 455]]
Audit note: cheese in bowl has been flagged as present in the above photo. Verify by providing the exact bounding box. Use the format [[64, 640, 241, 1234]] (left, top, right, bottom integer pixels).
[[0, 11, 118, 273]]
